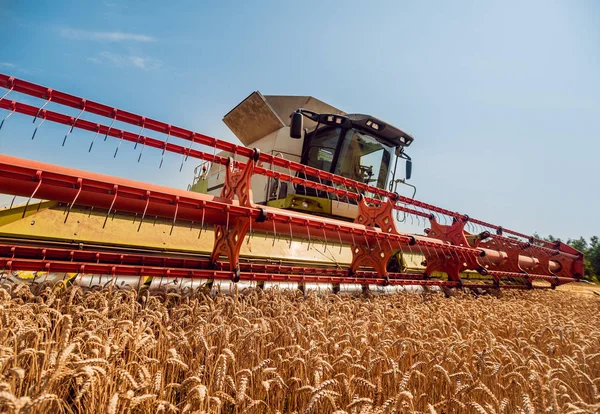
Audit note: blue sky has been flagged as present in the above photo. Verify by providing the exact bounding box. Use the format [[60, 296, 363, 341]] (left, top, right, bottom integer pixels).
[[0, 0, 599, 240]]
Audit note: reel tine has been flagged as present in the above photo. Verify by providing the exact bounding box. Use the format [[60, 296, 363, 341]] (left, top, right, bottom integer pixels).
[[423, 239, 432, 266], [103, 185, 118, 229], [22, 171, 43, 219], [212, 142, 221, 180], [455, 246, 469, 270], [197, 201, 206, 239], [32, 89, 52, 123], [169, 196, 179, 236], [64, 178, 83, 224], [31, 113, 47, 140], [180, 134, 195, 172], [137, 191, 151, 232], [0, 84, 14, 103], [104, 110, 117, 141], [137, 137, 146, 162], [88, 124, 100, 152], [159, 125, 171, 169], [134, 117, 146, 149], [62, 100, 86, 146], [113, 131, 124, 157], [0, 108, 15, 133]]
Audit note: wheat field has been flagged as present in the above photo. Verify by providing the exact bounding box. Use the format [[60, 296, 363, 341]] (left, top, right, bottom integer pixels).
[[0, 282, 599, 413]]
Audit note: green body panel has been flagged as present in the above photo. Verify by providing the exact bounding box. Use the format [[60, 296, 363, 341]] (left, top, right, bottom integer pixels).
[[0, 201, 58, 227], [267, 195, 332, 215], [189, 179, 208, 194]]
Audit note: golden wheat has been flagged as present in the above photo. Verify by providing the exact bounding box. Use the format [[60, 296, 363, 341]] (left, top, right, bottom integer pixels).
[[0, 281, 599, 413]]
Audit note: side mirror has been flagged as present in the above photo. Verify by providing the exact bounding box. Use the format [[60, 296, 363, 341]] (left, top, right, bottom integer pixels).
[[405, 159, 412, 180], [290, 111, 303, 139]]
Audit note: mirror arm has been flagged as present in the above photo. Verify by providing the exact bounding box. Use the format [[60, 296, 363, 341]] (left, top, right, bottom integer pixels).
[[293, 108, 320, 122], [397, 151, 411, 162]]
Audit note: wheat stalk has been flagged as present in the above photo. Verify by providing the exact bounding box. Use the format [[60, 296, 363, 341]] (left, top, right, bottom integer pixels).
[[0, 284, 597, 413]]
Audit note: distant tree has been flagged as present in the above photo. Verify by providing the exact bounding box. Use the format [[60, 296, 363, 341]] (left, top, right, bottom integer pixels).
[[567, 237, 588, 252], [589, 237, 600, 278]]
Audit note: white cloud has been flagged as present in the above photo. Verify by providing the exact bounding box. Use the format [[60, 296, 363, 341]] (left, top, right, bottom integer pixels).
[[0, 62, 16, 69], [60, 28, 155, 43], [88, 52, 162, 71]]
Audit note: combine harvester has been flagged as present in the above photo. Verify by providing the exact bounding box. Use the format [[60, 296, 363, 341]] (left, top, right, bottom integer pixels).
[[0, 73, 585, 292]]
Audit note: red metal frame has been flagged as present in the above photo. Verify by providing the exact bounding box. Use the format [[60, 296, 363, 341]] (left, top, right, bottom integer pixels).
[[0, 73, 557, 246], [349, 198, 404, 280], [2, 243, 546, 289], [0, 155, 544, 283], [0, 154, 479, 260], [0, 243, 422, 280], [5, 155, 488, 256], [0, 73, 585, 287], [0, 97, 429, 220], [210, 155, 259, 276]]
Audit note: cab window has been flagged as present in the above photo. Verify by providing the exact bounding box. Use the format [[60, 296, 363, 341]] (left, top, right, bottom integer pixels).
[[334, 129, 392, 189], [304, 127, 341, 172]]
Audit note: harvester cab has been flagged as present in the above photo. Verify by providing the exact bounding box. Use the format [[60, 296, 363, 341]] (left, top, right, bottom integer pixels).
[[194, 92, 415, 220], [290, 108, 414, 197]]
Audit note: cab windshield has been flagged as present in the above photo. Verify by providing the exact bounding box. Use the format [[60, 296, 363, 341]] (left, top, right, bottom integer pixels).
[[334, 129, 392, 189], [303, 127, 393, 190]]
